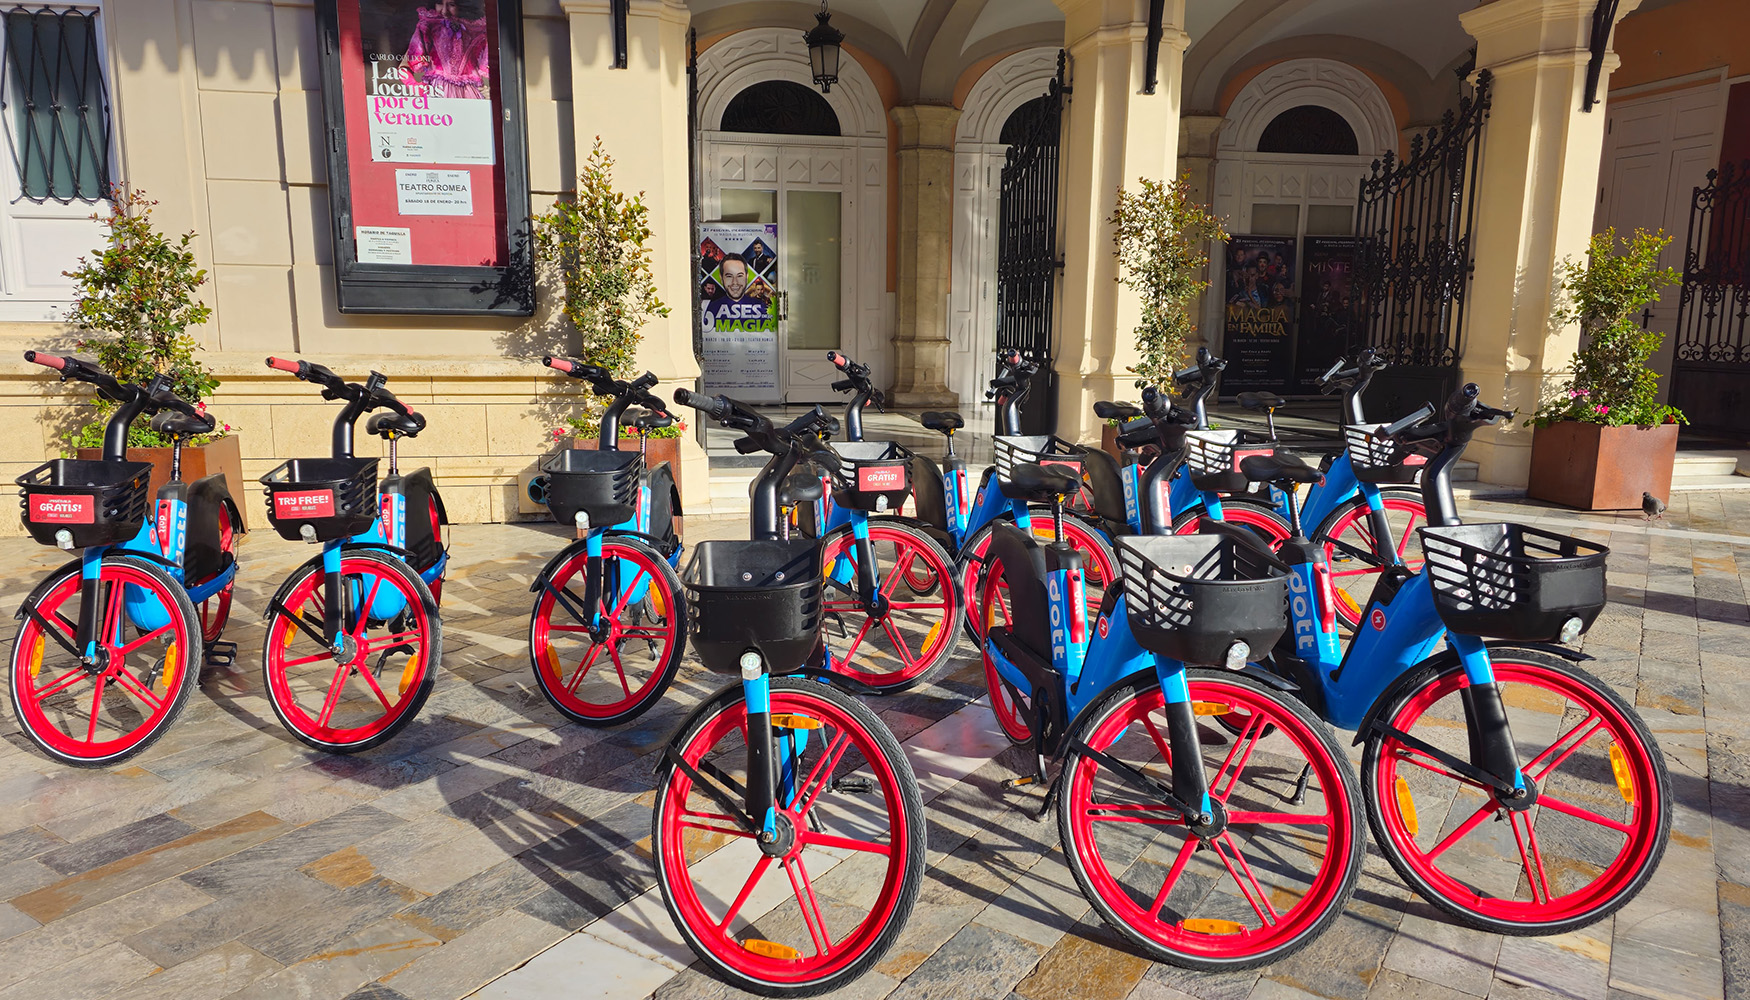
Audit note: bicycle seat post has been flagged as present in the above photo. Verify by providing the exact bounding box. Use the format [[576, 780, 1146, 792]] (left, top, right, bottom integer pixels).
[[169, 433, 184, 485]]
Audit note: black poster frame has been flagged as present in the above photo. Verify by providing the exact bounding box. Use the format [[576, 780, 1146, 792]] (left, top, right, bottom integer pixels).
[[315, 0, 534, 316]]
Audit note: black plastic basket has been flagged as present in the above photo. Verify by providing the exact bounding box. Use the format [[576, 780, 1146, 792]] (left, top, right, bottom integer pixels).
[[542, 449, 643, 527], [1343, 423, 1429, 485], [994, 435, 1083, 487], [1184, 429, 1277, 493], [684, 539, 824, 674], [831, 440, 914, 511], [17, 459, 152, 549], [1419, 523, 1608, 641], [1116, 533, 1288, 665], [260, 457, 379, 542]]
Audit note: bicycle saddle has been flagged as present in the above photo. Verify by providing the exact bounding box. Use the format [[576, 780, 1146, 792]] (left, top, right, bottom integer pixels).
[[998, 462, 1081, 502], [1094, 400, 1143, 421], [1238, 391, 1287, 411], [366, 411, 424, 438], [780, 472, 824, 505], [1239, 452, 1323, 485], [149, 410, 215, 440], [624, 408, 675, 432], [921, 411, 964, 433]]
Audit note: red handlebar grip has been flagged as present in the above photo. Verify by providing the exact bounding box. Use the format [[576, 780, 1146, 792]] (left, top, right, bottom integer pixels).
[[265, 356, 300, 373], [24, 351, 65, 370], [543, 357, 575, 374], [827, 351, 847, 368]]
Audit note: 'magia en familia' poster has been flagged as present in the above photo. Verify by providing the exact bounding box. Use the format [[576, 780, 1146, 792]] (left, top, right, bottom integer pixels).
[[1221, 235, 1298, 392]]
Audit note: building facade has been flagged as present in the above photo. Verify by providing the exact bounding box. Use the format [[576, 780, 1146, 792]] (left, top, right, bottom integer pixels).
[[0, 0, 1741, 532]]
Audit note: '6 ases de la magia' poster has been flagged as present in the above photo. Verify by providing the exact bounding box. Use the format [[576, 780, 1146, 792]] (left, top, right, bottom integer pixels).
[[699, 224, 782, 402], [344, 0, 506, 268], [1221, 235, 1298, 392]]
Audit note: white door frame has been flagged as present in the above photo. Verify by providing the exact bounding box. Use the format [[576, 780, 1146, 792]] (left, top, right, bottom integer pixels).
[[695, 29, 888, 402], [950, 47, 1060, 419]]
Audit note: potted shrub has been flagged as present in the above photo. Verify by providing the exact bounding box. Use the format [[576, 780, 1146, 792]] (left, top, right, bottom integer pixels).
[[1107, 175, 1227, 458], [565, 416, 687, 474], [67, 188, 243, 523], [1526, 227, 1683, 511]]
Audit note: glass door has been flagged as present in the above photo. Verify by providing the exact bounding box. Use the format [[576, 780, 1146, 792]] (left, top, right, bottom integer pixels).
[[781, 187, 844, 401]]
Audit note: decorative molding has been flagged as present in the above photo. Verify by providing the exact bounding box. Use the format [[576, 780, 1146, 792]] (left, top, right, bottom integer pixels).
[[954, 46, 1060, 145], [697, 28, 887, 139], [1217, 57, 1397, 159]]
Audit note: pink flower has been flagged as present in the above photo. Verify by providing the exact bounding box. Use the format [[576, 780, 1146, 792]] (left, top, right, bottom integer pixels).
[[1594, 404, 1610, 416], [1567, 388, 1590, 399]]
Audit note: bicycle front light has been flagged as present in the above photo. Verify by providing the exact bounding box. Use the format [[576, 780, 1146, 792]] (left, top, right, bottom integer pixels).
[[1224, 640, 1251, 671], [739, 651, 763, 680], [1559, 616, 1584, 644]]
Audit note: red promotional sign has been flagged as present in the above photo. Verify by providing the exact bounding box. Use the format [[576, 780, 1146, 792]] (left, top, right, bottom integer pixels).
[[1232, 447, 1274, 472], [30, 495, 94, 524], [275, 490, 338, 520], [857, 465, 906, 492]]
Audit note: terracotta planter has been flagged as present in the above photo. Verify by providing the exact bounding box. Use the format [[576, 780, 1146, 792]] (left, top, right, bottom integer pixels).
[[78, 434, 247, 528], [572, 436, 682, 501], [1526, 421, 1678, 511], [1101, 424, 1121, 462]]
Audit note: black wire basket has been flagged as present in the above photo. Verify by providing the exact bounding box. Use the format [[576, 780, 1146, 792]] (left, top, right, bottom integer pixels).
[[260, 458, 380, 543], [994, 435, 1083, 488], [685, 539, 824, 674], [1116, 532, 1288, 666], [1184, 429, 1277, 494], [17, 459, 152, 549], [1343, 423, 1429, 485], [1420, 523, 1608, 641], [542, 449, 643, 528], [830, 440, 914, 511]]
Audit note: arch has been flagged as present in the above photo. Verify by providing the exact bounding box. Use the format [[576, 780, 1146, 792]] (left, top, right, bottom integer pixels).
[[1257, 105, 1359, 155], [954, 46, 1059, 144], [1217, 58, 1396, 158], [721, 80, 842, 136], [698, 27, 886, 140]]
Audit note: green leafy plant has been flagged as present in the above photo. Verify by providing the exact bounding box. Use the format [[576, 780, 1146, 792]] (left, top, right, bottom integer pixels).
[[64, 186, 221, 448], [1527, 227, 1683, 429], [1110, 176, 1228, 389], [533, 138, 669, 437], [560, 416, 686, 440]]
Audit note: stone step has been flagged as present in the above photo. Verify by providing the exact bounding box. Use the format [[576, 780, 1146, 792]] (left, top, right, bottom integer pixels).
[[1673, 451, 1741, 478], [1669, 474, 1750, 492]]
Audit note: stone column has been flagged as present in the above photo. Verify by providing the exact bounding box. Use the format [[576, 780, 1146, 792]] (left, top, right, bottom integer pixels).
[[562, 0, 709, 510], [1178, 114, 1224, 360], [890, 105, 963, 408], [1456, 0, 1642, 485], [1052, 0, 1189, 445]]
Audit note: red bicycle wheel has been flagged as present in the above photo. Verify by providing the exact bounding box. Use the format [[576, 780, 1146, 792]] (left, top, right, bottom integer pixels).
[[527, 537, 686, 726], [262, 549, 439, 752], [819, 522, 961, 692], [1060, 671, 1363, 969], [9, 556, 200, 767], [977, 546, 1034, 745], [197, 502, 235, 644], [1362, 651, 1669, 934], [653, 678, 924, 997], [1170, 501, 1292, 548], [1316, 491, 1425, 630], [958, 511, 1114, 645]]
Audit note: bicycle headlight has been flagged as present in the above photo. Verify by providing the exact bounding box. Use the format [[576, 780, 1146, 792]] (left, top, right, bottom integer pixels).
[[53, 528, 73, 550], [739, 651, 763, 680], [1224, 640, 1251, 671], [1558, 616, 1583, 644]]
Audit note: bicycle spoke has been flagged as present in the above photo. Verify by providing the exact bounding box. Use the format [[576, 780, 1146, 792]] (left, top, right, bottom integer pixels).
[[314, 660, 353, 728], [1086, 802, 1185, 826], [101, 580, 124, 648], [85, 676, 106, 743], [607, 642, 633, 698], [32, 664, 90, 701], [837, 616, 876, 664], [1426, 801, 1494, 861], [1507, 811, 1551, 905], [1213, 832, 1279, 926], [716, 855, 774, 932], [679, 810, 751, 839], [1147, 837, 1199, 920], [113, 623, 174, 658], [1394, 748, 1489, 790], [1525, 714, 1604, 782], [879, 619, 919, 671], [350, 576, 386, 641], [362, 631, 423, 652], [1213, 714, 1264, 801], [784, 856, 832, 958], [608, 566, 651, 620], [1537, 793, 1635, 834], [565, 643, 604, 694], [803, 832, 892, 855], [110, 667, 165, 712], [794, 731, 853, 818], [880, 548, 914, 600], [1227, 810, 1333, 827], [1140, 714, 1175, 766], [354, 658, 396, 712]]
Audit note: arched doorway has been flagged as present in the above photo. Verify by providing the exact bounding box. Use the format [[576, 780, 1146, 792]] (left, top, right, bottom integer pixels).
[[696, 30, 887, 403], [1208, 59, 1396, 394]]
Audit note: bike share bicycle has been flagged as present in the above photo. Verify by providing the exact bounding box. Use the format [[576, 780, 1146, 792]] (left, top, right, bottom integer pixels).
[[11, 352, 243, 766], [1231, 382, 1669, 934], [906, 348, 1117, 642], [791, 350, 964, 691], [974, 411, 1364, 969], [257, 357, 447, 752], [523, 357, 688, 725], [657, 389, 924, 997]]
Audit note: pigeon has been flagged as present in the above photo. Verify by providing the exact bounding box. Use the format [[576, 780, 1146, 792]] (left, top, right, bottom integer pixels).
[[1642, 492, 1666, 521]]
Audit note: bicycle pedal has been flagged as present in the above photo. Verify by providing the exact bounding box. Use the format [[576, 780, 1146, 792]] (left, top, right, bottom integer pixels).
[[830, 775, 873, 794], [203, 641, 237, 669], [1002, 775, 1039, 789]]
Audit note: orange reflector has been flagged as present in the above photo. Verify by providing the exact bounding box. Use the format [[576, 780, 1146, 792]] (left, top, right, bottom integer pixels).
[[1180, 918, 1246, 935], [923, 620, 943, 654], [27, 636, 43, 679], [742, 939, 801, 960], [1395, 776, 1418, 836], [1609, 743, 1635, 804], [541, 646, 561, 682], [650, 586, 667, 618], [1337, 591, 1362, 618], [158, 643, 178, 695], [1191, 702, 1233, 716], [282, 624, 296, 649], [771, 713, 822, 731], [398, 657, 421, 698]]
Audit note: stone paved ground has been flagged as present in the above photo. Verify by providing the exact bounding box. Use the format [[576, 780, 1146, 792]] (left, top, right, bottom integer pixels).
[[0, 491, 1742, 1000]]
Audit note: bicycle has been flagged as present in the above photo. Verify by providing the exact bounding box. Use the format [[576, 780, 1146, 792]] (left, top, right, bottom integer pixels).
[[791, 350, 964, 692], [523, 357, 688, 726], [10, 351, 244, 766], [658, 388, 924, 997], [257, 357, 447, 752], [975, 450, 1363, 968], [1241, 382, 1670, 934]]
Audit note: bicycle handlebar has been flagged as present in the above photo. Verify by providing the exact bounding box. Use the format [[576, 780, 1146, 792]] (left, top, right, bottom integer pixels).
[[674, 388, 731, 422], [545, 356, 670, 418], [1379, 403, 1435, 439]]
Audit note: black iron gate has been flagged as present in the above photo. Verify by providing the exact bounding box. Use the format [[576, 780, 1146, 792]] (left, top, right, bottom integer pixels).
[[1671, 160, 1750, 438], [1351, 70, 1492, 416], [996, 52, 1067, 433]]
